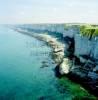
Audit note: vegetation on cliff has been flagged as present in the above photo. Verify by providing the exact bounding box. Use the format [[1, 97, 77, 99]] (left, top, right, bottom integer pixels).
[[64, 24, 98, 39], [59, 78, 97, 100], [80, 25, 98, 39]]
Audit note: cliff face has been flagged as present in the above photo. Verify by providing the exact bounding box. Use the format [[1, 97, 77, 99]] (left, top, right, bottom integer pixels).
[[22, 24, 98, 62], [61, 25, 98, 96], [17, 24, 98, 96]]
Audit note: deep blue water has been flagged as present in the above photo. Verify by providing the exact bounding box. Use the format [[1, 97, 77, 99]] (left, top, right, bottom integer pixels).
[[0, 26, 94, 100]]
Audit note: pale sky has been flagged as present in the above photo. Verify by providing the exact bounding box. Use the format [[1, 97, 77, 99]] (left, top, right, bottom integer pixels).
[[0, 0, 98, 24]]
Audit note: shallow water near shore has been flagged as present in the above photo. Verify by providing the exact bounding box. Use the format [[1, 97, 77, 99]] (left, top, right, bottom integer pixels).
[[0, 26, 96, 100]]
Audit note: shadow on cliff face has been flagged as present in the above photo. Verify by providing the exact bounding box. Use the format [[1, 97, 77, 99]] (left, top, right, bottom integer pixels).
[[67, 72, 98, 97], [50, 26, 98, 97], [54, 33, 98, 97], [54, 63, 98, 98], [63, 36, 75, 59]]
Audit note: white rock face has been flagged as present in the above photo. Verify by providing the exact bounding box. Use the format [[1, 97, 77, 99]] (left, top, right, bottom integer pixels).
[[53, 52, 64, 64], [59, 58, 71, 75], [36, 34, 65, 64]]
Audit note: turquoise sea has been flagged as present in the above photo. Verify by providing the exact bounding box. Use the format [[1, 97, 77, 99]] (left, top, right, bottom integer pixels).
[[0, 26, 95, 100]]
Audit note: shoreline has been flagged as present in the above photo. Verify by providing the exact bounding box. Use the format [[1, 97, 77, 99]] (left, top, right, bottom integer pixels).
[[15, 28, 64, 63], [14, 28, 97, 98], [15, 28, 71, 66], [15, 28, 72, 74]]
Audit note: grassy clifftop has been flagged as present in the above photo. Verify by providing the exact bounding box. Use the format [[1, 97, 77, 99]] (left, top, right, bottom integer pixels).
[[80, 25, 98, 39], [64, 24, 98, 39]]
